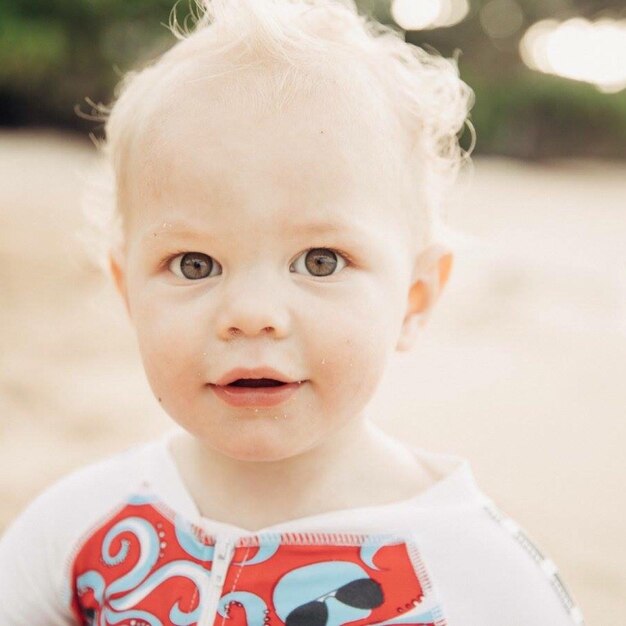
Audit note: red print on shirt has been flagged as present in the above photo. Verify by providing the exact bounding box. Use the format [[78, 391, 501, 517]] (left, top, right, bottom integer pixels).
[[70, 494, 446, 626]]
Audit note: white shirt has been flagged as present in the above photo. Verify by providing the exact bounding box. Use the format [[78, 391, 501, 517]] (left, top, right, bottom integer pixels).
[[0, 429, 585, 625]]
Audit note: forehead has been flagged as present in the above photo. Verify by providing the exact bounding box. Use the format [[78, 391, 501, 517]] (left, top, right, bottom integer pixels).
[[121, 61, 415, 240]]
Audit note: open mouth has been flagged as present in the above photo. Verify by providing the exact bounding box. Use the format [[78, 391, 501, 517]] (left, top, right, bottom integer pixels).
[[227, 378, 287, 388], [211, 378, 303, 408]]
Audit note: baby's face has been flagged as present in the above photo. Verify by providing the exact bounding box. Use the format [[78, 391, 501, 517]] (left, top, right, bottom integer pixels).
[[113, 75, 420, 461]]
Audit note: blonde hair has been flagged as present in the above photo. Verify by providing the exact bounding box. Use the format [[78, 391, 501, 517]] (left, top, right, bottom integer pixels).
[[79, 0, 475, 307]]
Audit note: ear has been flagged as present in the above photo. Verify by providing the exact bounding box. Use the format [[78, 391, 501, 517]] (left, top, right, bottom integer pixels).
[[396, 245, 453, 352], [108, 246, 131, 319]]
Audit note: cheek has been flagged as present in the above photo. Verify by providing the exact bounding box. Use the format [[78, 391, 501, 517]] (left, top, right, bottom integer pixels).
[[132, 295, 205, 399], [306, 281, 399, 403]]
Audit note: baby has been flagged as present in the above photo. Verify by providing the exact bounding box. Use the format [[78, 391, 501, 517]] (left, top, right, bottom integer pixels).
[[0, 0, 584, 624]]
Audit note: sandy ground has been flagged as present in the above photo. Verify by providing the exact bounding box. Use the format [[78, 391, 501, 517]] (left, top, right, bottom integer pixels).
[[0, 129, 624, 624]]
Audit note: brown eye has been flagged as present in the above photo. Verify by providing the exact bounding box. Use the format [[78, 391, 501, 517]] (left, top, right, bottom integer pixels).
[[169, 252, 219, 280], [290, 248, 347, 277]]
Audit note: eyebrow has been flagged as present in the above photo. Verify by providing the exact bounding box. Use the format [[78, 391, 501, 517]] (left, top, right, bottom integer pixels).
[[141, 218, 364, 243], [141, 221, 215, 244], [288, 220, 347, 234]]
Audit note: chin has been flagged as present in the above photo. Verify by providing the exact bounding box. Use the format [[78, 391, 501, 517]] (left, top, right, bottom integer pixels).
[[214, 431, 312, 463], [224, 442, 300, 463]]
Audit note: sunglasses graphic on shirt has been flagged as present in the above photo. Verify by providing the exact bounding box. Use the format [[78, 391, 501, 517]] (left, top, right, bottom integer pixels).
[[285, 577, 384, 626]]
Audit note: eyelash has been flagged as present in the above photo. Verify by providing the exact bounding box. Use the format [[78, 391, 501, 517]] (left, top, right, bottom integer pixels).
[[161, 247, 355, 275]]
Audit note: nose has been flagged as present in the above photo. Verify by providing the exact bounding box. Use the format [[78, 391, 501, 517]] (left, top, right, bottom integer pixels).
[[215, 268, 291, 340]]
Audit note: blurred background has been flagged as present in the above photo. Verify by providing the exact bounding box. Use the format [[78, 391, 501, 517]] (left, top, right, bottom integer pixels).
[[1, 0, 625, 624], [2, 0, 626, 156]]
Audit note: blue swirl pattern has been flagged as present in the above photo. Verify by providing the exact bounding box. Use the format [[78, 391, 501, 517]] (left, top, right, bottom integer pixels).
[[77, 512, 211, 625]]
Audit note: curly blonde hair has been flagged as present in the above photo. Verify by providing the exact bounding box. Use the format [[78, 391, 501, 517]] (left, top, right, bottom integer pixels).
[[79, 0, 475, 304]]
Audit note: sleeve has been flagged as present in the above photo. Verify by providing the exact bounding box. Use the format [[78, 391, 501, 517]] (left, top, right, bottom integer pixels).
[[479, 497, 586, 626], [0, 487, 77, 625]]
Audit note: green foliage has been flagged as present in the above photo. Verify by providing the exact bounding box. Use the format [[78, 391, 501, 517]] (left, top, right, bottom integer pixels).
[[0, 16, 69, 85], [466, 69, 626, 159], [0, 0, 186, 126]]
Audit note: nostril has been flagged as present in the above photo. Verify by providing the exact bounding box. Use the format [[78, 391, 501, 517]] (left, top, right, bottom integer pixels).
[[229, 378, 285, 388]]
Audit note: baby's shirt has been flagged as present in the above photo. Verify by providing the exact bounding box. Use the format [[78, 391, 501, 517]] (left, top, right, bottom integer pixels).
[[0, 429, 585, 626]]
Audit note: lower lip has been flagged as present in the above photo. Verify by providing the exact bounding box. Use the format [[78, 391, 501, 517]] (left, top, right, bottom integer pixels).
[[209, 382, 304, 408]]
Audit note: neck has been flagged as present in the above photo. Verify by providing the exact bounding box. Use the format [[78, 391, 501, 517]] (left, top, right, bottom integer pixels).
[[190, 413, 376, 489], [171, 414, 420, 527]]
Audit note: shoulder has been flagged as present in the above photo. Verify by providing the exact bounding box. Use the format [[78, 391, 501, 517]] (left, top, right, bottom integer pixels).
[[0, 438, 159, 625], [13, 439, 153, 528], [476, 497, 585, 624], [417, 491, 585, 626], [0, 439, 155, 549]]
